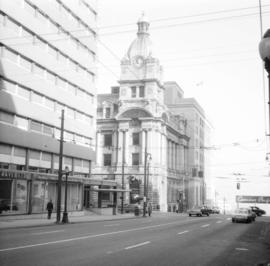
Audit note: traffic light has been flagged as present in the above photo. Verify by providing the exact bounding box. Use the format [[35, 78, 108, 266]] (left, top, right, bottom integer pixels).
[[237, 183, 240, 190]]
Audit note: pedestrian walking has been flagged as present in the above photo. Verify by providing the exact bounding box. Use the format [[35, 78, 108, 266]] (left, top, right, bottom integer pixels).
[[46, 199, 53, 219], [147, 202, 152, 217]]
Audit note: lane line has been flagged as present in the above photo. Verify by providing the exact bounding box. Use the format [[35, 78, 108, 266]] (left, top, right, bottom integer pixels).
[[235, 248, 248, 251], [31, 230, 64, 235], [0, 218, 199, 252], [104, 224, 120, 227], [177, 230, 189, 235], [124, 241, 150, 250], [216, 221, 222, 224], [201, 224, 210, 228], [226, 218, 231, 220]]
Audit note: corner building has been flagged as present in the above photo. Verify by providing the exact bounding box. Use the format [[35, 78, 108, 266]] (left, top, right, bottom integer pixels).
[[93, 14, 189, 212], [0, 0, 97, 214]]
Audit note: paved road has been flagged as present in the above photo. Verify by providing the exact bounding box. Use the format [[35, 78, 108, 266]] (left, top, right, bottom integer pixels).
[[0, 214, 269, 266]]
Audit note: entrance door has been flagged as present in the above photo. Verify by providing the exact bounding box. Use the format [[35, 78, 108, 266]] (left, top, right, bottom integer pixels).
[[83, 185, 90, 208]]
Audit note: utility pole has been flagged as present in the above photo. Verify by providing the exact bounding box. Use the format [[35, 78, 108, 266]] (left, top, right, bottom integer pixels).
[[121, 130, 126, 214], [143, 130, 148, 217], [56, 109, 64, 223]]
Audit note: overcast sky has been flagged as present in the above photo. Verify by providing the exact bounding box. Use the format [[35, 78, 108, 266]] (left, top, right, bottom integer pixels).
[[96, 0, 270, 199]]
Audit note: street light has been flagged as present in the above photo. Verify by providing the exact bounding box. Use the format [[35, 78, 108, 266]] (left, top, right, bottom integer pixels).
[[62, 166, 70, 223], [259, 29, 270, 138]]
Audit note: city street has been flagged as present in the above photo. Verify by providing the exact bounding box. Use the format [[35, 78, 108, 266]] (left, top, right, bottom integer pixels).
[[0, 214, 270, 266]]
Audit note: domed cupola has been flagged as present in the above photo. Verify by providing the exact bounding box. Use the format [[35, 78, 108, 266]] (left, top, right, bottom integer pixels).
[[126, 12, 153, 60]]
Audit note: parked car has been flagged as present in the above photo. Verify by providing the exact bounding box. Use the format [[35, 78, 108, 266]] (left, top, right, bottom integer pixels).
[[232, 208, 254, 223], [201, 206, 211, 216], [250, 206, 266, 216], [188, 206, 210, 217], [211, 207, 220, 214]]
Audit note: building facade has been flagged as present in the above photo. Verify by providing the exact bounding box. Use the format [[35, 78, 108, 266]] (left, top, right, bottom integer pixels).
[[0, 0, 97, 215], [164, 81, 212, 209], [93, 14, 189, 212]]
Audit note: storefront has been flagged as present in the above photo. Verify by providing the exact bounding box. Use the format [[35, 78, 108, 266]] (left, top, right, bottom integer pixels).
[[0, 169, 83, 215]]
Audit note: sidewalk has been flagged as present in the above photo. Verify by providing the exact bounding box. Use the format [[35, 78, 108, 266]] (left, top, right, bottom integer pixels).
[[0, 211, 182, 229], [0, 211, 137, 229]]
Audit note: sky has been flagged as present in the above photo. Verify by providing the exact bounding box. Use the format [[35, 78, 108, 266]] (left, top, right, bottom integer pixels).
[[96, 0, 270, 203]]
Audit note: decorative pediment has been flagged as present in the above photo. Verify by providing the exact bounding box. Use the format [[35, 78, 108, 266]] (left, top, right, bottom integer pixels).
[[118, 108, 152, 119]]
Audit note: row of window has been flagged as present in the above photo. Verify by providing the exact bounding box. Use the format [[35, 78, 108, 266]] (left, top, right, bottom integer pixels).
[[0, 77, 93, 125], [103, 133, 140, 147], [0, 44, 94, 103], [0, 11, 95, 81], [0, 110, 92, 147], [131, 86, 145, 98], [103, 153, 140, 167], [0, 143, 90, 171], [23, 0, 96, 52]]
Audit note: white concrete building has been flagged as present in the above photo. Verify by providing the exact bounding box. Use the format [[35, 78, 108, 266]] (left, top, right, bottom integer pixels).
[[164, 81, 212, 209], [0, 0, 98, 215], [93, 14, 189, 212]]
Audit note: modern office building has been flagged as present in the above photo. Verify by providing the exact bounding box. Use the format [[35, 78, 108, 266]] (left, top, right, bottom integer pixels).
[[164, 81, 212, 209], [0, 0, 98, 215], [92, 14, 190, 212]]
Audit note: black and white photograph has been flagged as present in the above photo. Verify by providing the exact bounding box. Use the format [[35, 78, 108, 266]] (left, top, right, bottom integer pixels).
[[0, 0, 270, 265]]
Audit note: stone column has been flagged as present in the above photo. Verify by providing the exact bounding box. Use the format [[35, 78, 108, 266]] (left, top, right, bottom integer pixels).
[[96, 131, 102, 166]]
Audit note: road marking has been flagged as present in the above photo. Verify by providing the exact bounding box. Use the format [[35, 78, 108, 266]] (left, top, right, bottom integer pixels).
[[235, 248, 248, 251], [201, 224, 210, 228], [104, 224, 120, 227], [226, 218, 231, 220], [0, 219, 198, 252], [216, 221, 222, 224], [124, 241, 150, 250], [31, 230, 64, 235], [177, 230, 189, 235]]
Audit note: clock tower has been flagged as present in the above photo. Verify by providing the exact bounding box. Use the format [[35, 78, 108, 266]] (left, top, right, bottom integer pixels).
[[119, 13, 166, 117]]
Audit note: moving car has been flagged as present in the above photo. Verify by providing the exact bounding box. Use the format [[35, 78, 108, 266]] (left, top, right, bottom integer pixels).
[[188, 206, 210, 217], [232, 208, 254, 223], [250, 206, 266, 216]]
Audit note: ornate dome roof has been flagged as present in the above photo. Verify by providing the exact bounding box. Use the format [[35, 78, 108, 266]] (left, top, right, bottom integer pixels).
[[126, 13, 153, 60]]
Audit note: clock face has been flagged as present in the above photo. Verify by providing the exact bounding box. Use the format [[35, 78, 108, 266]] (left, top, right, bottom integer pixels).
[[134, 56, 144, 68]]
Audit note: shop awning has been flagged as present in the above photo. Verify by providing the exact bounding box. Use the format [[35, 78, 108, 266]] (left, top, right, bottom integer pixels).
[[90, 188, 131, 192]]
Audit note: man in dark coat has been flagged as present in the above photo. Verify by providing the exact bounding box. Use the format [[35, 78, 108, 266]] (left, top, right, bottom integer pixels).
[[46, 199, 53, 219], [147, 202, 152, 217]]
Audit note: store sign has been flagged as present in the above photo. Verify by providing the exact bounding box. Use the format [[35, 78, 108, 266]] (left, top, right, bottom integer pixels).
[[0, 169, 29, 179], [236, 195, 270, 204]]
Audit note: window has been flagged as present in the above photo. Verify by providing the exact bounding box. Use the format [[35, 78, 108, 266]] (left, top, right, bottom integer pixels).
[[1, 79, 16, 93], [74, 159, 82, 167], [104, 134, 112, 147], [0, 111, 14, 124], [131, 86, 136, 98], [113, 104, 118, 113], [45, 98, 54, 110], [32, 92, 43, 104], [105, 107, 110, 118], [132, 153, 139, 166], [0, 144, 12, 155], [139, 86, 145, 97], [43, 125, 53, 136], [17, 86, 30, 100], [15, 116, 28, 130], [103, 154, 111, 166], [3, 47, 18, 62], [30, 120, 42, 132], [29, 150, 40, 160], [42, 152, 51, 162], [132, 132, 140, 145], [14, 147, 26, 157]]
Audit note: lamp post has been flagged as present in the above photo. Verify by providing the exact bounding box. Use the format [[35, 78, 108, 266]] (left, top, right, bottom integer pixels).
[[62, 166, 70, 223], [259, 29, 270, 142], [146, 154, 152, 199]]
